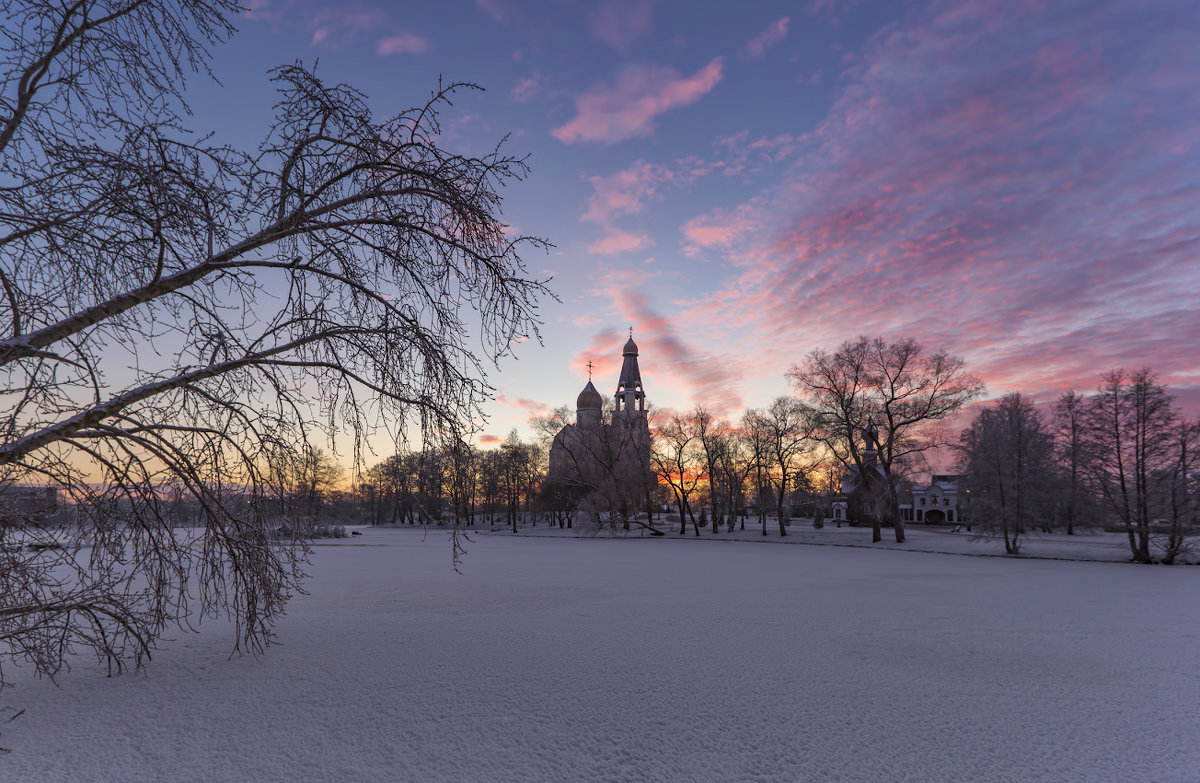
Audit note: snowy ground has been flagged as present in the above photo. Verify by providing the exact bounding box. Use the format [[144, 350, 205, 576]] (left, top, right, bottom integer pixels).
[[4, 527, 1199, 782], [502, 517, 1197, 564]]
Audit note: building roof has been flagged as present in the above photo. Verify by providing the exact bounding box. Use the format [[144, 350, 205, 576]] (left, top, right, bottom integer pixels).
[[576, 380, 603, 410]]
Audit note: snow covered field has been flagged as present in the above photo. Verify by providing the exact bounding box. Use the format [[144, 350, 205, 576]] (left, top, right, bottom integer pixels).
[[4, 527, 1199, 782], [505, 518, 1189, 563]]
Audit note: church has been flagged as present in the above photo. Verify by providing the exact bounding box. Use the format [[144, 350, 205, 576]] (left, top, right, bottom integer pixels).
[[546, 334, 654, 521]]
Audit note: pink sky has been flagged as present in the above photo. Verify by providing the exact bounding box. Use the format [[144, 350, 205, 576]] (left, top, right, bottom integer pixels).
[[228, 0, 1200, 445]]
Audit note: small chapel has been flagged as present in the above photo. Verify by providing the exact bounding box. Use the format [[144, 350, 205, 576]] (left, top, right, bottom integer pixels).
[[546, 333, 654, 517]]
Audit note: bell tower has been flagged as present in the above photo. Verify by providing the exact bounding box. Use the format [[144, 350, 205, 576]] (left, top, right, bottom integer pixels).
[[614, 328, 645, 417]]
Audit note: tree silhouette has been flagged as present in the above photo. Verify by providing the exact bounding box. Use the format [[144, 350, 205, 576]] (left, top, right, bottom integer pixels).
[[0, 1, 548, 689]]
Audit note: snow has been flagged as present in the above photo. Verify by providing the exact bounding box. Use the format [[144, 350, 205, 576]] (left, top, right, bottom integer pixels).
[[509, 519, 1193, 563], [3, 527, 1199, 782]]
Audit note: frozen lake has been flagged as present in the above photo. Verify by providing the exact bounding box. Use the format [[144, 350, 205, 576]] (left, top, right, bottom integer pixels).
[[4, 527, 1199, 782]]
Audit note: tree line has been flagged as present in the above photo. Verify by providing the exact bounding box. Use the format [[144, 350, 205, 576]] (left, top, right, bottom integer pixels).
[[959, 370, 1198, 562], [341, 337, 1197, 567]]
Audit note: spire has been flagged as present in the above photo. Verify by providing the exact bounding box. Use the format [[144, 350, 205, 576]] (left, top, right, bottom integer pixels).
[[615, 329, 645, 416]]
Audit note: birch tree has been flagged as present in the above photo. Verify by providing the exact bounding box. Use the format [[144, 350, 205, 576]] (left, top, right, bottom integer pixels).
[[0, 1, 548, 689]]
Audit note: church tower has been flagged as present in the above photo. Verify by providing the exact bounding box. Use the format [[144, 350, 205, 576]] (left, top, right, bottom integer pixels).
[[549, 331, 654, 524], [614, 331, 646, 417]]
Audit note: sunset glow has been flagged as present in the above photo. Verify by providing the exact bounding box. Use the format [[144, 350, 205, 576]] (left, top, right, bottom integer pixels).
[[224, 0, 1199, 441]]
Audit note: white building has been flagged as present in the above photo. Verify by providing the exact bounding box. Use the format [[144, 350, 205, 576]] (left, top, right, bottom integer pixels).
[[832, 471, 966, 527], [899, 474, 964, 525]]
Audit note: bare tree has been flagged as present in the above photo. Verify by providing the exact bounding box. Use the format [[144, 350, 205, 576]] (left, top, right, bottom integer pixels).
[[1160, 418, 1199, 564], [717, 424, 755, 532], [1082, 369, 1179, 563], [957, 393, 1056, 554], [651, 411, 704, 536], [0, 2, 548, 690], [445, 438, 478, 527], [477, 448, 507, 527], [742, 409, 774, 536], [278, 445, 345, 527], [693, 405, 730, 534], [499, 432, 526, 533], [1052, 391, 1087, 535], [531, 406, 578, 528], [752, 397, 815, 537], [788, 336, 984, 543]]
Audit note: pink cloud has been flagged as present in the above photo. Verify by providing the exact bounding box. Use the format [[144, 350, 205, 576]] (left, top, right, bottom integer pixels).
[[494, 395, 553, 421], [308, 6, 387, 48], [744, 17, 790, 59], [552, 58, 725, 145], [668, 0, 1200, 414], [301, 4, 434, 58], [574, 290, 745, 413], [587, 0, 655, 54], [588, 229, 651, 256], [242, 0, 280, 22], [376, 32, 431, 56], [680, 203, 765, 257], [582, 160, 699, 255], [571, 328, 624, 384], [511, 73, 548, 102], [712, 131, 803, 178], [682, 221, 738, 250], [582, 161, 676, 224]]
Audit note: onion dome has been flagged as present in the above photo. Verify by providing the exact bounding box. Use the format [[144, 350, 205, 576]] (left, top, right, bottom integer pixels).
[[576, 380, 603, 410], [623, 336, 638, 355]]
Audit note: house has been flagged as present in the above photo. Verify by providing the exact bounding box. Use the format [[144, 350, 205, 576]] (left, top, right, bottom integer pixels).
[[899, 474, 964, 525]]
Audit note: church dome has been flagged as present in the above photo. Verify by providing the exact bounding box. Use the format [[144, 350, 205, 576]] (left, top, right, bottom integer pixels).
[[623, 336, 638, 355], [576, 380, 602, 410]]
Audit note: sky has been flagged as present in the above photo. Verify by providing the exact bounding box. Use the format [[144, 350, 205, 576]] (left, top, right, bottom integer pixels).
[[198, 0, 1200, 447]]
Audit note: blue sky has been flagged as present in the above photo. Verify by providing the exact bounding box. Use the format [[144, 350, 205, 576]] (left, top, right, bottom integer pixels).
[[191, 0, 1200, 446]]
